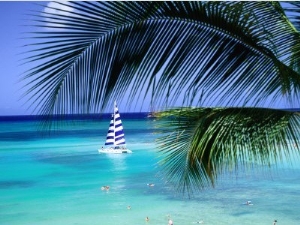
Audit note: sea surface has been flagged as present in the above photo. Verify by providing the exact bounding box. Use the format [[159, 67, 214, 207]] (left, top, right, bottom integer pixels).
[[0, 113, 300, 225]]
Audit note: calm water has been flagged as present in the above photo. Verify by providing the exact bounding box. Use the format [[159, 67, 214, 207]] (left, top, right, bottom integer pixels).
[[0, 114, 300, 225]]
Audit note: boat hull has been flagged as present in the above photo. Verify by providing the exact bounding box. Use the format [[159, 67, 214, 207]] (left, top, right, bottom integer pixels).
[[98, 147, 132, 154]]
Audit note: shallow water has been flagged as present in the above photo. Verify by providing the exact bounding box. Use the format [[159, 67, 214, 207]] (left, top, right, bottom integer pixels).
[[0, 115, 299, 225]]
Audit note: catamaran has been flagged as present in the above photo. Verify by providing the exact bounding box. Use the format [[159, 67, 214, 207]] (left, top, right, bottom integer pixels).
[[98, 101, 132, 154]]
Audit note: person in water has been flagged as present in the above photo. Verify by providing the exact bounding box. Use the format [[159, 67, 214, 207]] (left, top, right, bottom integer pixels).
[[168, 219, 173, 225], [273, 219, 277, 225], [145, 216, 149, 222], [101, 185, 110, 191]]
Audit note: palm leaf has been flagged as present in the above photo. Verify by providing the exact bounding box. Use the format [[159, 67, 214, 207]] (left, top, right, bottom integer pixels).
[[22, 1, 300, 115], [155, 107, 300, 192]]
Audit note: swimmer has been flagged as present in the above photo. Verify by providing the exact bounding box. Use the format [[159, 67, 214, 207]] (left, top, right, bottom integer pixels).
[[244, 200, 253, 205], [101, 185, 110, 191], [168, 219, 173, 225], [273, 219, 277, 225], [127, 205, 131, 210], [147, 183, 155, 187], [145, 216, 149, 222]]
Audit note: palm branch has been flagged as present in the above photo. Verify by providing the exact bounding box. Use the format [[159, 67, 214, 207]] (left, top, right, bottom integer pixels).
[[22, 1, 300, 114], [156, 107, 300, 192]]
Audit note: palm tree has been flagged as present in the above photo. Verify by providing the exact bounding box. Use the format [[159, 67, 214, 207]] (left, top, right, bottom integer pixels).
[[22, 1, 300, 193]]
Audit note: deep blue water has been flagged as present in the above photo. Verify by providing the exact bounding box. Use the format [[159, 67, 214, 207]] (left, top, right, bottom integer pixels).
[[0, 112, 149, 122]]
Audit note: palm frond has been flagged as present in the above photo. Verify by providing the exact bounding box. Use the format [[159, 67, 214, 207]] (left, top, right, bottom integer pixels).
[[155, 107, 300, 192], [22, 1, 300, 115]]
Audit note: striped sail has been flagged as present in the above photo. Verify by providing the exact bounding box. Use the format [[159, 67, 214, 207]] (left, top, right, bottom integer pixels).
[[105, 101, 126, 146]]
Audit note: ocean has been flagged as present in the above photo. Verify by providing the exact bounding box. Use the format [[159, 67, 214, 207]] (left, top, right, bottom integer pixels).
[[0, 113, 299, 225]]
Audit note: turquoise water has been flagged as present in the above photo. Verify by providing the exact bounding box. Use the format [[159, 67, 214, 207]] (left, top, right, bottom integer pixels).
[[0, 115, 300, 225]]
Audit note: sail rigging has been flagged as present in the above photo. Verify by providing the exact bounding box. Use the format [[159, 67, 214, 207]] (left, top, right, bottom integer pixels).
[[105, 101, 126, 146]]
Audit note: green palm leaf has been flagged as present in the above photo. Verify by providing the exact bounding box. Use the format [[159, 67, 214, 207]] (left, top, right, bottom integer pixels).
[[156, 107, 300, 192], [22, 1, 300, 114]]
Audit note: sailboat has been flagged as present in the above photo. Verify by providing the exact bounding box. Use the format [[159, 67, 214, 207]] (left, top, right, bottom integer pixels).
[[98, 101, 132, 154]]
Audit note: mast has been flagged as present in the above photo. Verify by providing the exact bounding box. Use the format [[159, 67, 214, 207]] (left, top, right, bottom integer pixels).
[[104, 102, 116, 146], [113, 101, 116, 146]]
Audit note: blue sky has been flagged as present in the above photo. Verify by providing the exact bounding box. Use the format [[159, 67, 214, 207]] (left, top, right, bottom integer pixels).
[[0, 2, 298, 116], [0, 1, 46, 115]]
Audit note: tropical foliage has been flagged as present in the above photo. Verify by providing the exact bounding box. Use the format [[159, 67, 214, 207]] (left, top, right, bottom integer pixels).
[[156, 107, 300, 192], [22, 1, 300, 192]]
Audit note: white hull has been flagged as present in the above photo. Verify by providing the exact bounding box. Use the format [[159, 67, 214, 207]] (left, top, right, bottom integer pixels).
[[98, 147, 132, 154]]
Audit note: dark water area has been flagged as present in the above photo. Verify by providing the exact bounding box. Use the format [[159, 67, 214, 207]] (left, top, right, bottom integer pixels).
[[1, 108, 299, 122], [0, 112, 150, 122]]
